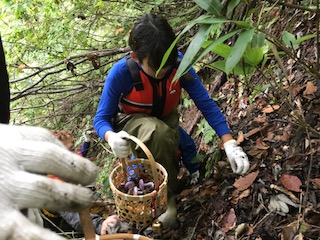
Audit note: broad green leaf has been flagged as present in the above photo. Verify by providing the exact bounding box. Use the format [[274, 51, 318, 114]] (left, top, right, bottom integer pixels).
[[296, 34, 316, 44], [173, 24, 213, 79], [252, 33, 265, 48], [208, 60, 226, 72], [243, 44, 264, 65], [209, 60, 256, 75], [225, 28, 254, 73], [193, 30, 241, 64], [234, 20, 252, 28], [282, 31, 298, 49], [192, 15, 231, 25], [208, 43, 232, 58], [158, 15, 249, 74], [172, 30, 240, 81], [194, 0, 222, 16], [193, 16, 249, 27], [157, 15, 215, 75], [227, 0, 241, 16]]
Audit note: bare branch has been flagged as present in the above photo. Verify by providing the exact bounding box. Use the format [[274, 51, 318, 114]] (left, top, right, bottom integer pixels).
[[10, 48, 129, 83]]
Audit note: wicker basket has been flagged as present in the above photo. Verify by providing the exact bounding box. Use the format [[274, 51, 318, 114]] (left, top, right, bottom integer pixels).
[[109, 135, 168, 228]]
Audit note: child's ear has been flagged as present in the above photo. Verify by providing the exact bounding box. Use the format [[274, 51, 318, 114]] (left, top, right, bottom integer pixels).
[[130, 51, 139, 63]]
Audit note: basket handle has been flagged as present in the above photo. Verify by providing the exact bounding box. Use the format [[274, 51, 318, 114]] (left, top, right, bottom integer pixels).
[[122, 135, 159, 189]]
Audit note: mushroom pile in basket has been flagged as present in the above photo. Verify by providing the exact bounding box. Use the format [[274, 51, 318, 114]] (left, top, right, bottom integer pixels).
[[118, 178, 155, 196]]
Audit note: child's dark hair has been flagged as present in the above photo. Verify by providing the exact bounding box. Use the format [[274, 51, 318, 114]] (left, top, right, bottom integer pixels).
[[129, 14, 178, 70]]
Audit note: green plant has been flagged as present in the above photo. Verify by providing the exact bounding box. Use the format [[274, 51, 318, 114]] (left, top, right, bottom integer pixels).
[[196, 118, 216, 144], [180, 91, 194, 108], [158, 0, 268, 80], [205, 145, 222, 178], [95, 155, 114, 198], [195, 118, 222, 178], [282, 31, 316, 50]]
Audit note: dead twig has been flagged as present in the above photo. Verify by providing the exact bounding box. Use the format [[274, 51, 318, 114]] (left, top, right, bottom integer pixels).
[[266, 0, 318, 13], [270, 184, 300, 203], [187, 210, 205, 240]]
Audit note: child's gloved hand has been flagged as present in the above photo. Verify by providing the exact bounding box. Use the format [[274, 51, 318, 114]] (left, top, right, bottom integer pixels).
[[107, 131, 130, 158], [223, 140, 249, 175], [83, 130, 94, 142], [0, 124, 98, 240], [190, 170, 200, 185]]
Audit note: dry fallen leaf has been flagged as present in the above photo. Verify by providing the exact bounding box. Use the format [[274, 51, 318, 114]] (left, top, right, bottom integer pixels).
[[310, 178, 320, 188], [253, 115, 267, 123], [238, 189, 251, 200], [262, 105, 280, 113], [291, 83, 304, 97], [280, 174, 302, 192], [244, 127, 264, 139], [237, 127, 268, 145], [178, 188, 193, 200], [230, 188, 251, 204], [247, 147, 267, 159], [303, 81, 318, 95], [199, 186, 219, 197], [222, 208, 237, 232], [233, 171, 259, 191], [281, 222, 297, 240], [279, 131, 290, 142], [256, 138, 270, 150], [281, 220, 308, 240]]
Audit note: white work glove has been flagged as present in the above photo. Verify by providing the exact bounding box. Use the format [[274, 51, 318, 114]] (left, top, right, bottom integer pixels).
[[223, 140, 249, 175], [190, 170, 200, 185], [107, 131, 130, 158], [268, 194, 299, 216], [83, 130, 94, 142], [0, 124, 98, 240]]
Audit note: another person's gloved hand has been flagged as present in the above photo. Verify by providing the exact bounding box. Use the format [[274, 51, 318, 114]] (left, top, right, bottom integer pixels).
[[190, 170, 200, 185], [223, 140, 249, 175], [0, 124, 98, 240], [268, 193, 299, 216], [107, 131, 130, 158], [100, 215, 129, 235]]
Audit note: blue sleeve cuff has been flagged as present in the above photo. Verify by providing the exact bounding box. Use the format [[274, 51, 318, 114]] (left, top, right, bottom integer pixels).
[[215, 122, 231, 138], [97, 125, 113, 141]]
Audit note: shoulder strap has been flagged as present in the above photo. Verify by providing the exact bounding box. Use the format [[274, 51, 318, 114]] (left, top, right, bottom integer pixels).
[[125, 55, 144, 91]]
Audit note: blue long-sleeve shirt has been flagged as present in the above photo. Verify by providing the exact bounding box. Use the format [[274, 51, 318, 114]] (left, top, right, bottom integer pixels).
[[94, 52, 230, 140]]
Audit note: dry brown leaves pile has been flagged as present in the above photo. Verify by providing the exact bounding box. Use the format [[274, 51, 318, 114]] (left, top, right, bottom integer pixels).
[[166, 65, 320, 239]]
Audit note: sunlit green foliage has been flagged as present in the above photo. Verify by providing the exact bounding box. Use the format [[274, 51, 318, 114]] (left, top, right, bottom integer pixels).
[[1, 0, 174, 128], [1, 0, 319, 189]]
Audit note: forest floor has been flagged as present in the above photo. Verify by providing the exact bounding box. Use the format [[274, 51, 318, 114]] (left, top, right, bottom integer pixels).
[[83, 6, 320, 240], [158, 6, 320, 240], [89, 66, 320, 240], [162, 71, 320, 240]]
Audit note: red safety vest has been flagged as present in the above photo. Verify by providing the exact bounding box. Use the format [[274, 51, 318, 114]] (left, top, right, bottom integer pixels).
[[120, 56, 181, 118]]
